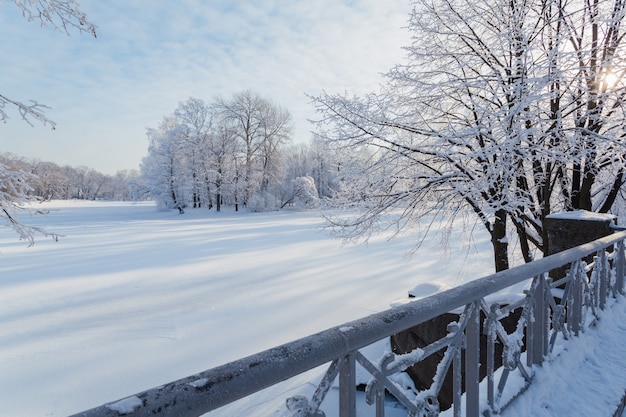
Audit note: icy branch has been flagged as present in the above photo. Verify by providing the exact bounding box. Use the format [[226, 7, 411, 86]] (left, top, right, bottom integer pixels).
[[0, 94, 56, 129], [12, 0, 97, 37]]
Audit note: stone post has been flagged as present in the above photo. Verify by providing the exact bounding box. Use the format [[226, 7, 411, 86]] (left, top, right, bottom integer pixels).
[[545, 210, 617, 281]]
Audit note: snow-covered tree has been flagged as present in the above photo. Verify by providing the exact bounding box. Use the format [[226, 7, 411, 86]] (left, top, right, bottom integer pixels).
[[28, 160, 67, 200], [511, 0, 626, 258], [174, 98, 214, 209], [206, 118, 238, 212], [282, 139, 340, 200], [141, 118, 189, 212], [216, 91, 292, 210], [312, 0, 626, 272], [109, 169, 141, 201], [142, 92, 292, 212]]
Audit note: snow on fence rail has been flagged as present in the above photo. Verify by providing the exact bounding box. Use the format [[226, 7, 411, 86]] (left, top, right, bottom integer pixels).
[[69, 231, 626, 417]]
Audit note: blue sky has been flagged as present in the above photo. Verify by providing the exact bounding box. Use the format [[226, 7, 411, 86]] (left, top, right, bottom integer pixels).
[[1, 1, 410, 174]]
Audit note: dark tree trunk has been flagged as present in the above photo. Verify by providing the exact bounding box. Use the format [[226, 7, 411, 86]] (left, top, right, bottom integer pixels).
[[492, 209, 509, 272], [599, 169, 625, 213]]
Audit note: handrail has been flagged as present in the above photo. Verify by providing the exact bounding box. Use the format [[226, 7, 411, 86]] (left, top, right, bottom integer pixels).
[[69, 230, 626, 417]]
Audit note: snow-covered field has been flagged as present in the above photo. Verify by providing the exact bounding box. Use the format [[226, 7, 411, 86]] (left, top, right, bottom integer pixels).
[[0, 200, 494, 416]]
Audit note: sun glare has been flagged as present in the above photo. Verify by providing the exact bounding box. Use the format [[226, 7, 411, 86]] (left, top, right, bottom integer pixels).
[[601, 70, 621, 90]]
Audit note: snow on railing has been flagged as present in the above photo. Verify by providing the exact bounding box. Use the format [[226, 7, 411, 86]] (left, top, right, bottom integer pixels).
[[68, 231, 626, 417]]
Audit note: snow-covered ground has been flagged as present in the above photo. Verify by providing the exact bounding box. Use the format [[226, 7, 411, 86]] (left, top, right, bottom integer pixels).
[[0, 200, 493, 416], [497, 295, 626, 417], [1, 201, 624, 417]]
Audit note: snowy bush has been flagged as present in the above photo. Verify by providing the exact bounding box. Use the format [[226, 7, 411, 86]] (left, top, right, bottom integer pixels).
[[293, 176, 319, 209]]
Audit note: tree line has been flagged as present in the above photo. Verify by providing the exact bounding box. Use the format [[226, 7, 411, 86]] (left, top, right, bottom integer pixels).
[[0, 153, 140, 201]]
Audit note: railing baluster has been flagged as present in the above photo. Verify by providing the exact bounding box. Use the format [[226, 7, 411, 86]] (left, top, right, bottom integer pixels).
[[530, 274, 547, 365], [339, 353, 356, 417], [486, 304, 497, 411], [617, 240, 625, 294], [599, 250, 608, 310], [375, 376, 385, 417], [526, 275, 548, 366], [570, 260, 584, 336], [465, 301, 480, 417], [453, 342, 462, 417]]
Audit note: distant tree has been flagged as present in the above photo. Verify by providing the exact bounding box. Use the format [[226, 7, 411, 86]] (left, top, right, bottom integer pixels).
[[141, 118, 188, 212], [206, 118, 238, 212], [28, 160, 67, 200], [110, 169, 141, 201], [307, 138, 338, 199], [174, 98, 213, 208], [141, 92, 292, 212], [82, 168, 111, 200], [281, 138, 366, 207], [216, 91, 292, 210]]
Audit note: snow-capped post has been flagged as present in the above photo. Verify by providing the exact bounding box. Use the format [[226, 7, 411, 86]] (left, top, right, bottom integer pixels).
[[545, 211, 617, 282]]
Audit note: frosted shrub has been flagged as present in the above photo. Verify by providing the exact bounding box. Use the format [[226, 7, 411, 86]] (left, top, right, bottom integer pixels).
[[293, 176, 319, 209]]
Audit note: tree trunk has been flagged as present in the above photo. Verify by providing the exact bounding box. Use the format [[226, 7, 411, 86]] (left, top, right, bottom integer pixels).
[[492, 209, 509, 272], [599, 169, 625, 213], [512, 217, 533, 263]]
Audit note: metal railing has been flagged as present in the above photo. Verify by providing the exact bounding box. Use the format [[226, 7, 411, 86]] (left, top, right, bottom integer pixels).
[[69, 230, 626, 417]]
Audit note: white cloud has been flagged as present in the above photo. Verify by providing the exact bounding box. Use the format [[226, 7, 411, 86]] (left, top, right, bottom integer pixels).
[[0, 0, 411, 174]]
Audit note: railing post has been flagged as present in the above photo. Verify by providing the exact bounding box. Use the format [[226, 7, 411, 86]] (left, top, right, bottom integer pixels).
[[617, 240, 625, 294], [465, 301, 480, 417], [339, 353, 356, 417]]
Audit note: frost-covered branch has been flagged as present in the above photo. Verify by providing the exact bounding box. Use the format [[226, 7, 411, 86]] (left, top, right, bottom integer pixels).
[[0, 93, 56, 128], [11, 0, 97, 37], [1, 0, 96, 128]]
